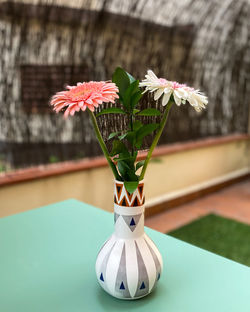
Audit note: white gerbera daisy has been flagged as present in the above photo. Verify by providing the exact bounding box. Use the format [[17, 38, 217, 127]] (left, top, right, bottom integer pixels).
[[139, 70, 208, 112]]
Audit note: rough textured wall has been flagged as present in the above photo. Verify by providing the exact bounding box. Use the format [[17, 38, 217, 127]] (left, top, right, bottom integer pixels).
[[0, 0, 249, 167]]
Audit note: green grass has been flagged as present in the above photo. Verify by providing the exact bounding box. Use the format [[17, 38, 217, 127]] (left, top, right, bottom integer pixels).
[[168, 214, 250, 267]]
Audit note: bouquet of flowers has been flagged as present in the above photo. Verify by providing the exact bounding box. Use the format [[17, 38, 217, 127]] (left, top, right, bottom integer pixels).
[[51, 67, 207, 194]]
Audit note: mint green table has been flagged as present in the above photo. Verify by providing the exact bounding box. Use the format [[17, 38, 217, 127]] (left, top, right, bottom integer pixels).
[[0, 199, 250, 312]]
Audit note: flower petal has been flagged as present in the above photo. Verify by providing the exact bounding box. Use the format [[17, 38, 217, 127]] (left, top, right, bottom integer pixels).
[[154, 88, 164, 100], [173, 91, 182, 106], [162, 91, 172, 106]]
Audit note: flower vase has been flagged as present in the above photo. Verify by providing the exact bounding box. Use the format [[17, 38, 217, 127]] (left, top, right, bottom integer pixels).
[[95, 180, 163, 300]]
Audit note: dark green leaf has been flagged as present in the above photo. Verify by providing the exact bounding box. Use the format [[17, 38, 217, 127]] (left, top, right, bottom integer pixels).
[[135, 138, 143, 149], [123, 80, 140, 110], [127, 170, 139, 181], [136, 123, 159, 141], [135, 123, 159, 149], [135, 160, 145, 171], [96, 107, 126, 117], [137, 108, 161, 116], [108, 132, 120, 140], [110, 140, 129, 157], [133, 109, 140, 114], [117, 160, 130, 177], [131, 91, 142, 109], [112, 67, 131, 98], [125, 131, 136, 145], [124, 181, 139, 194], [133, 120, 143, 131]]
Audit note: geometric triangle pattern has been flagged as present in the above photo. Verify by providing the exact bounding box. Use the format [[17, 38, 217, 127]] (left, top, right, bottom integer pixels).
[[130, 218, 136, 226], [115, 244, 131, 298], [134, 241, 149, 297], [140, 282, 146, 289], [122, 214, 142, 232], [114, 181, 145, 207], [114, 212, 120, 224], [100, 273, 104, 281]]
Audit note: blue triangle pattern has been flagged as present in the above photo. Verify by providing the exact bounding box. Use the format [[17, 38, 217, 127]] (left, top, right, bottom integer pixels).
[[140, 282, 146, 289], [157, 273, 160, 280], [100, 273, 104, 281], [120, 282, 125, 290], [130, 218, 136, 226]]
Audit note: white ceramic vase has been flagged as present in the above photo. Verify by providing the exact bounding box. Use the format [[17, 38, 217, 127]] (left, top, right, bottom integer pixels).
[[95, 180, 163, 300]]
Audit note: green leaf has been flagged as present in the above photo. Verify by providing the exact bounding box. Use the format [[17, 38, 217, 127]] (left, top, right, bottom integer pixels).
[[135, 160, 145, 171], [133, 109, 140, 114], [123, 80, 140, 110], [136, 123, 159, 141], [125, 131, 136, 145], [126, 72, 136, 83], [112, 67, 131, 98], [96, 107, 126, 117], [133, 120, 143, 131], [124, 181, 139, 194], [137, 108, 161, 116], [127, 171, 139, 181], [117, 160, 130, 177], [135, 123, 159, 149], [118, 133, 128, 140], [135, 138, 143, 149], [131, 91, 142, 109], [108, 132, 119, 140], [110, 140, 129, 157]]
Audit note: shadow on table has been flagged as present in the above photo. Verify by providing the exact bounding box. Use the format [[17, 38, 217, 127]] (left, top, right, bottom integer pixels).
[[96, 283, 166, 310]]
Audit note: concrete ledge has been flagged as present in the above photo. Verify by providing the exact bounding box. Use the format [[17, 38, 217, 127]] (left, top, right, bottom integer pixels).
[[1, 134, 249, 187], [0, 134, 249, 218], [145, 167, 250, 217]]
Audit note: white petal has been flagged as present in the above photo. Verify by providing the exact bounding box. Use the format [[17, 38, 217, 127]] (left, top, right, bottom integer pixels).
[[173, 92, 182, 106], [147, 70, 160, 83], [154, 88, 164, 100], [175, 88, 187, 99], [162, 91, 172, 106], [188, 96, 199, 107]]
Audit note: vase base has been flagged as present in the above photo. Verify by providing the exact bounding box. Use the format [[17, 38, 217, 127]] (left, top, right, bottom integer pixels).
[[99, 284, 157, 300]]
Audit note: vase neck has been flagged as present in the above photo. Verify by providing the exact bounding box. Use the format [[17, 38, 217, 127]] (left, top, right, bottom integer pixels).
[[113, 181, 145, 239]]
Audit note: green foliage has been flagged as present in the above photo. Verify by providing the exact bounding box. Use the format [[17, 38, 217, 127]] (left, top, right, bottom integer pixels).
[[103, 67, 167, 193], [124, 181, 139, 194], [108, 132, 120, 140], [96, 107, 126, 117], [135, 160, 145, 172], [137, 108, 161, 116], [133, 120, 143, 131], [112, 67, 131, 99], [110, 140, 129, 157], [133, 109, 140, 114], [135, 123, 159, 149], [123, 80, 140, 111]]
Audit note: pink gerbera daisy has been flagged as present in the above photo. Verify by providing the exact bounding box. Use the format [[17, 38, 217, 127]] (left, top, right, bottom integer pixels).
[[50, 81, 119, 118]]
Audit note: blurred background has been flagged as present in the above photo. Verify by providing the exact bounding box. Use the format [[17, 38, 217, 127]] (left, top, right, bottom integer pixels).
[[0, 0, 250, 265]]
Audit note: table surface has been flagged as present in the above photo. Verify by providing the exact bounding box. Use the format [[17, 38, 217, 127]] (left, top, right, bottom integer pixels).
[[0, 199, 250, 312]]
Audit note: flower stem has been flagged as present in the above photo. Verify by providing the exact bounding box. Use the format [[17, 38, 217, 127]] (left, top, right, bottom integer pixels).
[[88, 109, 120, 180], [139, 101, 173, 180]]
